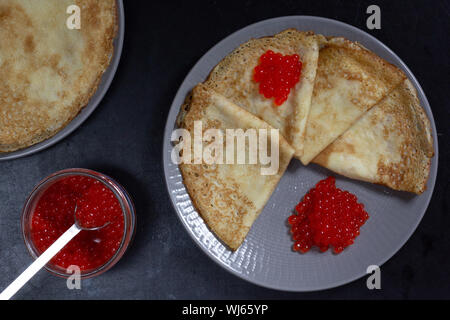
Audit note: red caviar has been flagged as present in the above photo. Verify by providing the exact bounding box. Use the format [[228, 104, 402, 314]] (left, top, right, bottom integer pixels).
[[31, 176, 124, 271], [288, 177, 369, 254], [254, 50, 302, 106]]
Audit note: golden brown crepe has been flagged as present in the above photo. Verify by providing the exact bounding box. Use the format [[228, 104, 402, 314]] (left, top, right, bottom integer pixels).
[[175, 31, 435, 252], [177, 84, 294, 250], [313, 79, 434, 194], [300, 37, 406, 164], [205, 29, 325, 158], [0, 0, 117, 152]]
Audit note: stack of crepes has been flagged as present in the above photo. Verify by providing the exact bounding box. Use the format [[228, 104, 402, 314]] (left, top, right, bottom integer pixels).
[[176, 29, 434, 250]]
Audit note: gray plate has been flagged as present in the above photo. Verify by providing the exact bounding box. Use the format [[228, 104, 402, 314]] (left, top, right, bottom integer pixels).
[[163, 16, 438, 291], [0, 0, 125, 161]]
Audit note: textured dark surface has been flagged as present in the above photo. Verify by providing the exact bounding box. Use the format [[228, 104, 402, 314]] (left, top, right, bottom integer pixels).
[[0, 0, 448, 299]]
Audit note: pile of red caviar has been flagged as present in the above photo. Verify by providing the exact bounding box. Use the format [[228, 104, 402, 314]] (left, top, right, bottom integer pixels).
[[31, 176, 124, 271], [288, 177, 369, 254], [254, 50, 302, 106]]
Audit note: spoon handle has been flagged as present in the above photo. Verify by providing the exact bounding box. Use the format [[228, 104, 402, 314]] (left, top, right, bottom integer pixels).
[[0, 224, 81, 300]]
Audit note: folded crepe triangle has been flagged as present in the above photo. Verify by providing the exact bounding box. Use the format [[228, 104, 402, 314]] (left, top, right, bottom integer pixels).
[[205, 29, 325, 158], [313, 79, 434, 194], [301, 37, 406, 164], [177, 84, 294, 250]]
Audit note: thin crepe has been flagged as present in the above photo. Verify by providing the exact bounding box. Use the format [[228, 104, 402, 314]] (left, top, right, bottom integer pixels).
[[205, 29, 324, 158], [301, 37, 406, 164], [177, 84, 294, 250], [313, 79, 434, 194], [0, 0, 117, 152]]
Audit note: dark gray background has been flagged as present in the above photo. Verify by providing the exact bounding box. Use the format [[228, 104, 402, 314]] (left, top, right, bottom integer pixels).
[[0, 0, 449, 299]]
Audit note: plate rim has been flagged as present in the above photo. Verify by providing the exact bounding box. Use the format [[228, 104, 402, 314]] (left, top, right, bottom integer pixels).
[[162, 15, 439, 292], [0, 0, 125, 161]]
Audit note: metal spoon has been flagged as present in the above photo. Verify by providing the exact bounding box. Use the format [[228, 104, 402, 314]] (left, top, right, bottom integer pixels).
[[0, 205, 109, 300]]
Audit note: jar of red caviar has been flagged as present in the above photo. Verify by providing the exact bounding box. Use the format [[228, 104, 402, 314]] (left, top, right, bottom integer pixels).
[[21, 168, 136, 279]]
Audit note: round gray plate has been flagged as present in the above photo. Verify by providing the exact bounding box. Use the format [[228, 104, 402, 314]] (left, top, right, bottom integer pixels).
[[163, 16, 438, 291], [0, 0, 125, 161]]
